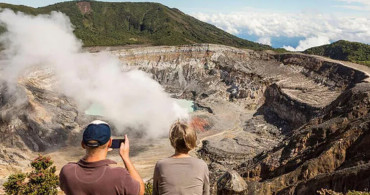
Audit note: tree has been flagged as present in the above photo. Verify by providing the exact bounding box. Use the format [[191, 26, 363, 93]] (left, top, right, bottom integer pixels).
[[3, 155, 59, 195]]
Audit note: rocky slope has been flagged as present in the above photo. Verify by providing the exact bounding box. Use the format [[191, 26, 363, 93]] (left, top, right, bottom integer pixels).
[[235, 83, 370, 194], [0, 68, 92, 172], [1, 44, 370, 194], [107, 44, 370, 194]]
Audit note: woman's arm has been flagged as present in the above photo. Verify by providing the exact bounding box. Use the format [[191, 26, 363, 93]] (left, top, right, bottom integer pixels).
[[203, 163, 210, 195], [152, 163, 159, 195]]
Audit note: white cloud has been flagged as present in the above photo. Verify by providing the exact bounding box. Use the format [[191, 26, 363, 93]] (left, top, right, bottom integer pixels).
[[195, 12, 240, 34], [283, 36, 330, 51], [335, 0, 370, 11], [257, 37, 271, 46], [192, 11, 370, 50]]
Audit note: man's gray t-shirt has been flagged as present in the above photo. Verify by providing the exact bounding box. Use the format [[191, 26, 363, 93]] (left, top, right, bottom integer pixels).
[[59, 159, 139, 195], [153, 157, 210, 195]]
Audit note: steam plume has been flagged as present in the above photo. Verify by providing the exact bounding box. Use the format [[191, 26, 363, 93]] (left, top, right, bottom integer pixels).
[[0, 9, 188, 137]]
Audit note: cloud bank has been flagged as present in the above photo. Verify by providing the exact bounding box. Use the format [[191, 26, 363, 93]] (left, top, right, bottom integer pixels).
[[0, 9, 188, 137], [193, 10, 370, 51], [336, 0, 370, 11]]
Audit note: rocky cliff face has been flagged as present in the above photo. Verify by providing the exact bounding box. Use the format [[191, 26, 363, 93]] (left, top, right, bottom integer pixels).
[[109, 44, 370, 194], [236, 83, 370, 195], [0, 68, 92, 177], [1, 44, 369, 194]]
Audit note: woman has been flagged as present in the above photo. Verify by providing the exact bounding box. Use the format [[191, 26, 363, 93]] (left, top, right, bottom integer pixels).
[[152, 121, 210, 195]]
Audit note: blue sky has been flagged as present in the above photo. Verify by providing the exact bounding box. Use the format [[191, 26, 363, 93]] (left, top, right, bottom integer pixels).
[[1, 0, 369, 50]]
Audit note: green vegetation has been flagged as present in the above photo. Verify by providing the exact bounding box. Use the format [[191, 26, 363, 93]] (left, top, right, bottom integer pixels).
[[304, 40, 370, 66], [3, 155, 59, 195], [144, 181, 153, 195], [0, 1, 271, 50]]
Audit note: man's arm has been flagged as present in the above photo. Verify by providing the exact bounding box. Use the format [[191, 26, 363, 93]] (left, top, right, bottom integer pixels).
[[120, 134, 145, 195], [59, 167, 66, 192]]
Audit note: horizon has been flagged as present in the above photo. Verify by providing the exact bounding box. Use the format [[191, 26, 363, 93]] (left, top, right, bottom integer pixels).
[[0, 0, 369, 50]]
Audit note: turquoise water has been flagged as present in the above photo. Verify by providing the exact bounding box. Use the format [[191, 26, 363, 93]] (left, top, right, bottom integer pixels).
[[174, 99, 195, 113], [84, 99, 194, 116], [84, 103, 104, 116]]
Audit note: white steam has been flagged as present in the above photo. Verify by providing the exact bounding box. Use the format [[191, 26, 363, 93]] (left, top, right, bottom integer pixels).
[[0, 9, 188, 137]]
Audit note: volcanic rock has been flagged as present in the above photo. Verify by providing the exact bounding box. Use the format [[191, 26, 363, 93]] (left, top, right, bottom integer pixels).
[[217, 170, 248, 195], [1, 44, 370, 194]]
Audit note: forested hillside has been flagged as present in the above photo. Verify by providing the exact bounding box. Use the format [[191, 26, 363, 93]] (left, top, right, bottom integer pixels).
[[0, 1, 271, 50], [304, 40, 370, 66]]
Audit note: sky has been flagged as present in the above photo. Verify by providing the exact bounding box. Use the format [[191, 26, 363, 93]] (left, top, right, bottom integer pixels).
[[1, 0, 369, 50]]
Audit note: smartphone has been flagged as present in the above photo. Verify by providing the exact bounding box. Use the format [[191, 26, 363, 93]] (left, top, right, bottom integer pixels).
[[110, 139, 125, 149]]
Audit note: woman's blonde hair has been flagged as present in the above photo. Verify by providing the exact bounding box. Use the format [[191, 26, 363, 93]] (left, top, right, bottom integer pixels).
[[169, 121, 197, 153]]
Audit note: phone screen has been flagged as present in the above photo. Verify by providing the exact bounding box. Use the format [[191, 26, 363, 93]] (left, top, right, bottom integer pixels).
[[110, 139, 125, 149]]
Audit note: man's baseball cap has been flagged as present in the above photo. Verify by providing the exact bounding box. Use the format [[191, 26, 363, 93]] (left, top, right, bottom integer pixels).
[[83, 120, 111, 147]]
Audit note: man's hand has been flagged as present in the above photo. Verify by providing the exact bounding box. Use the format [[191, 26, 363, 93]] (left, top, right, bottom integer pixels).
[[120, 134, 129, 160], [119, 134, 145, 195]]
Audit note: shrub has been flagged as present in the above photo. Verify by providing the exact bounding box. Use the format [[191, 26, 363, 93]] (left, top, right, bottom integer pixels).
[[3, 155, 59, 195], [144, 181, 153, 195], [3, 173, 27, 194]]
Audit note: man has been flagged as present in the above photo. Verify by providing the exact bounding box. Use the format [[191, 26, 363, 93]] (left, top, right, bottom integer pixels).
[[59, 120, 144, 195]]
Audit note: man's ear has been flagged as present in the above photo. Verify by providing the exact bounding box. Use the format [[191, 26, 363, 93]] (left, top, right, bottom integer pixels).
[[81, 141, 86, 149], [107, 138, 112, 148]]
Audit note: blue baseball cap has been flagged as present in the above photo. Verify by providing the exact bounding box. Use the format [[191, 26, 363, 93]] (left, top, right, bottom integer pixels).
[[83, 120, 111, 147]]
